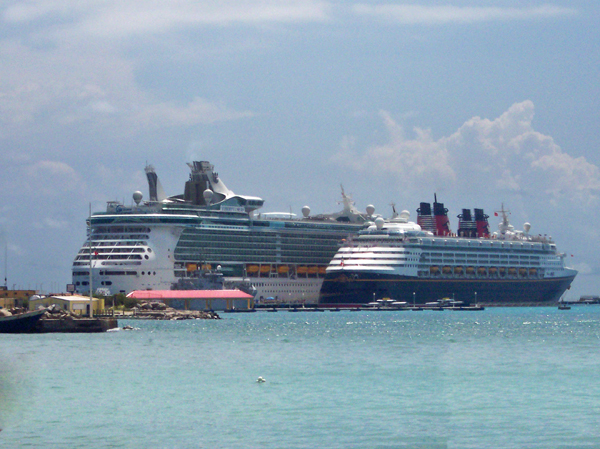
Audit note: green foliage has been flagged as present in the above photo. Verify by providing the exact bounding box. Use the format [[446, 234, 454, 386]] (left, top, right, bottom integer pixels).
[[123, 296, 139, 309]]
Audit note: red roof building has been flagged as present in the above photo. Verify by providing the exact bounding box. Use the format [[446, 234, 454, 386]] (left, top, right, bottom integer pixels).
[[127, 290, 254, 311]]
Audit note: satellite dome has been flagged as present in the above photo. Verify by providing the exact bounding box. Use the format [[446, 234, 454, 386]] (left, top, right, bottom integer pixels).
[[203, 189, 214, 204], [523, 222, 531, 233], [302, 206, 311, 218], [366, 205, 375, 216], [375, 216, 385, 230], [399, 210, 410, 222], [133, 191, 143, 205]]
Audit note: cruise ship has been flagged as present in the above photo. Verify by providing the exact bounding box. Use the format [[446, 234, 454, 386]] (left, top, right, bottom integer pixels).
[[72, 161, 369, 304], [318, 198, 578, 307]]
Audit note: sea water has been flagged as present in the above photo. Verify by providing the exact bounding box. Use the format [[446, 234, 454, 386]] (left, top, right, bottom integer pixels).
[[1, 307, 600, 449]]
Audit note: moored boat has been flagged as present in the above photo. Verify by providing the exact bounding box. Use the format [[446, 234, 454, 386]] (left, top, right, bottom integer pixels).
[[0, 309, 46, 333], [72, 161, 371, 306], [319, 199, 577, 307]]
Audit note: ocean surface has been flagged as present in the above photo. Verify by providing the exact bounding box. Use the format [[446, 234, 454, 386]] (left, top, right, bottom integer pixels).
[[1, 306, 600, 449]]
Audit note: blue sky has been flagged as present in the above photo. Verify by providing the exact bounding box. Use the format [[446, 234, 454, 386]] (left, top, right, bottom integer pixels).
[[0, 1, 598, 298]]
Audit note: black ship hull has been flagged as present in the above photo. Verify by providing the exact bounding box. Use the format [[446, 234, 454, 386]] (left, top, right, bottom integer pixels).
[[318, 271, 576, 307], [0, 309, 46, 333]]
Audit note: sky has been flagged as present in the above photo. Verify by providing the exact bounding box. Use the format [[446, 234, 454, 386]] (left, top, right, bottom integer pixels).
[[0, 0, 599, 299]]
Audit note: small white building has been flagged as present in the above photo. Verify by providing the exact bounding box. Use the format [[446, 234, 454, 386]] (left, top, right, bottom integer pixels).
[[29, 295, 105, 315]]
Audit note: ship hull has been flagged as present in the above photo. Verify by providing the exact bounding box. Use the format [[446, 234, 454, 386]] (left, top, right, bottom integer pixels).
[[318, 271, 576, 307], [0, 309, 46, 333]]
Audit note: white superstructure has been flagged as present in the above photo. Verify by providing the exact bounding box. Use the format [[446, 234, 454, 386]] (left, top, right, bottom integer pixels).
[[72, 161, 368, 304]]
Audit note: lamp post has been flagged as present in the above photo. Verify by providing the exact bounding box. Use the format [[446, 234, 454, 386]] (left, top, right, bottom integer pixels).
[[413, 292, 416, 307]]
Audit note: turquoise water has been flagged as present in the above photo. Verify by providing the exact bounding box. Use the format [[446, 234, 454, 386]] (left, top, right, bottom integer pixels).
[[2, 307, 600, 448]]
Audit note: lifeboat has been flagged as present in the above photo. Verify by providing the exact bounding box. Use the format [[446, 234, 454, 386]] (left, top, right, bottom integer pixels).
[[454, 266, 463, 274], [430, 266, 439, 274], [246, 265, 259, 273], [499, 267, 506, 276], [308, 266, 319, 274], [529, 268, 537, 276], [466, 266, 475, 274], [278, 265, 289, 274], [442, 266, 452, 274], [519, 268, 527, 276], [477, 267, 487, 275], [489, 267, 497, 275], [186, 263, 198, 272], [297, 266, 308, 274], [318, 266, 327, 275], [260, 265, 271, 274], [508, 267, 517, 275]]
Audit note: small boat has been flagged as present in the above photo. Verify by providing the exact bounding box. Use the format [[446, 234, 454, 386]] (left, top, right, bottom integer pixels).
[[558, 303, 571, 310], [0, 309, 46, 333]]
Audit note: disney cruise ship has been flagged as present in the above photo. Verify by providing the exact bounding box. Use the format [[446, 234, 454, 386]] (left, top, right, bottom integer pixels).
[[72, 161, 368, 304], [318, 198, 577, 307]]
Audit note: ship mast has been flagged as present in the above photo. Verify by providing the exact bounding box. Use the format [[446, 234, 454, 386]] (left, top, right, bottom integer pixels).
[[88, 203, 93, 317]]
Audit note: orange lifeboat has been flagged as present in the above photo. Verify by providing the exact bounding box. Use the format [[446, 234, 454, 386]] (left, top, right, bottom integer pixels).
[[297, 266, 308, 274], [508, 267, 517, 275], [186, 263, 198, 272], [246, 265, 259, 273], [442, 266, 452, 274], [308, 266, 319, 274], [477, 267, 487, 275], [430, 266, 439, 274], [318, 266, 327, 275], [278, 265, 289, 274], [454, 266, 463, 274], [466, 266, 475, 274], [260, 265, 271, 274], [529, 268, 537, 276], [519, 268, 527, 276], [489, 267, 497, 275]]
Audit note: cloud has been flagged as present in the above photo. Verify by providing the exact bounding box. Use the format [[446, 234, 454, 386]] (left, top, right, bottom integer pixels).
[[134, 97, 255, 128], [331, 101, 600, 202], [3, 1, 332, 39], [23, 160, 84, 196], [572, 262, 593, 276], [351, 4, 578, 25], [332, 110, 456, 188], [0, 41, 254, 140]]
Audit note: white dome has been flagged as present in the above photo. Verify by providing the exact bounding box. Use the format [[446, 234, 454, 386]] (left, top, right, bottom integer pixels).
[[203, 189, 214, 204], [301, 206, 310, 218], [133, 191, 143, 205], [366, 205, 375, 216], [375, 216, 385, 230]]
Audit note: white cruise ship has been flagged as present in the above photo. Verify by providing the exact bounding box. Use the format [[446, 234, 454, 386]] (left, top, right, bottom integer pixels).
[[318, 198, 577, 307], [72, 161, 369, 304]]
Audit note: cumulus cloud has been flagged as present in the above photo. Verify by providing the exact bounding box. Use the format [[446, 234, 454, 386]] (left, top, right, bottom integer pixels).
[[332, 101, 600, 202], [352, 4, 578, 25], [332, 110, 456, 188]]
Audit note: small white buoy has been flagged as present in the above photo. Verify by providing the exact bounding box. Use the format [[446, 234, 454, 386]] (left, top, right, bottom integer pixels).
[[257, 376, 266, 383]]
